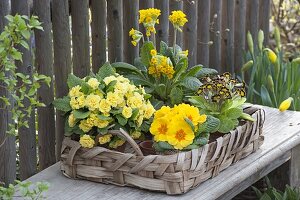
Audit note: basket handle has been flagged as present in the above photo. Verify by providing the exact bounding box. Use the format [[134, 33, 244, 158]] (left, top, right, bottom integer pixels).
[[108, 128, 144, 157]]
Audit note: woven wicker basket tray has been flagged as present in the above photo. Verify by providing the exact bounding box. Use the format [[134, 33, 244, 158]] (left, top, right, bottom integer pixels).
[[61, 106, 265, 195]]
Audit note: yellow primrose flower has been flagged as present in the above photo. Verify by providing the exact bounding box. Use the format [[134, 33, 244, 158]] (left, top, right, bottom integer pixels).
[[99, 99, 111, 113], [79, 119, 93, 133], [129, 28, 143, 47], [79, 134, 95, 148], [99, 134, 112, 144], [150, 117, 169, 142], [265, 48, 277, 64], [85, 94, 102, 111], [166, 116, 195, 150], [139, 8, 161, 37], [169, 10, 188, 30], [103, 75, 117, 85], [122, 106, 132, 119], [69, 85, 83, 97], [150, 49, 157, 56], [68, 113, 76, 127], [127, 93, 143, 108], [148, 55, 175, 79], [87, 78, 100, 89], [70, 95, 85, 110], [143, 102, 156, 119], [136, 114, 144, 127], [106, 92, 123, 107], [173, 103, 207, 126], [154, 106, 171, 119], [279, 97, 293, 112]]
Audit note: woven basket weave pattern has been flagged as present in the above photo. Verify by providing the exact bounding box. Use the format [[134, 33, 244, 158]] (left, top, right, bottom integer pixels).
[[61, 106, 265, 195]]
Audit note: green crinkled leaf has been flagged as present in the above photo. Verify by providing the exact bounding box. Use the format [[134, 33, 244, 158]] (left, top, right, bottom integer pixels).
[[130, 108, 139, 120], [53, 96, 72, 112], [184, 144, 200, 150], [160, 41, 169, 55], [181, 77, 202, 91], [193, 137, 209, 146], [73, 125, 85, 135], [111, 62, 144, 77], [204, 115, 220, 133], [229, 97, 247, 110], [196, 67, 218, 78], [97, 127, 109, 135], [226, 107, 243, 119], [189, 96, 207, 109], [116, 114, 127, 126], [140, 121, 150, 132], [125, 74, 153, 87], [98, 115, 111, 121], [157, 141, 174, 150], [155, 84, 166, 98], [170, 87, 183, 105], [218, 116, 238, 133], [73, 110, 90, 119], [184, 117, 195, 131], [134, 57, 147, 72], [151, 99, 164, 110], [81, 82, 92, 94], [174, 57, 188, 79], [67, 74, 84, 89], [96, 62, 115, 80], [141, 41, 155, 66], [180, 65, 203, 80]]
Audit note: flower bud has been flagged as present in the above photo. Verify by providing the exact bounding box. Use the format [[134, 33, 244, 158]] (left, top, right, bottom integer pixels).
[[258, 29, 264, 51], [292, 57, 300, 65], [267, 75, 274, 91], [279, 97, 293, 112], [264, 48, 277, 64], [241, 60, 254, 72], [274, 27, 281, 50], [247, 31, 254, 56]]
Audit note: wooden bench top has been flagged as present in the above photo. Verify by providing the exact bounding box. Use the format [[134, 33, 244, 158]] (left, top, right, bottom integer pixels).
[[27, 105, 300, 200]]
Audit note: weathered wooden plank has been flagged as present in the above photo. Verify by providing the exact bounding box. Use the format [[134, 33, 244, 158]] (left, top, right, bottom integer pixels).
[[290, 144, 300, 187], [11, 0, 37, 180], [169, 0, 183, 47], [0, 0, 16, 187], [155, 0, 169, 47], [27, 106, 300, 200], [197, 0, 211, 67], [91, 0, 107, 72], [71, 0, 90, 77], [52, 0, 71, 160], [221, 0, 235, 73], [33, 0, 56, 170], [246, 0, 259, 47], [123, 0, 139, 64], [234, 0, 246, 73], [183, 0, 197, 67], [209, 0, 222, 71], [259, 0, 270, 46], [107, 0, 123, 62]]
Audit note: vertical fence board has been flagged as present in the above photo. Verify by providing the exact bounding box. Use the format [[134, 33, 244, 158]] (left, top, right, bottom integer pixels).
[[246, 0, 259, 46], [91, 0, 107, 72], [0, 0, 16, 186], [183, 1, 197, 67], [259, 0, 270, 45], [155, 0, 169, 47], [221, 0, 235, 73], [234, 0, 246, 72], [169, 0, 183, 47], [11, 0, 37, 180], [209, 0, 222, 71], [107, 0, 123, 62], [52, 0, 71, 160], [197, 0, 210, 67], [71, 0, 90, 77], [33, 0, 56, 170], [123, 0, 139, 64]]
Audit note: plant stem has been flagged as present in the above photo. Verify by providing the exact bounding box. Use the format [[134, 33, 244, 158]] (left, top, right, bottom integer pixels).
[[152, 32, 156, 47], [173, 29, 177, 55]]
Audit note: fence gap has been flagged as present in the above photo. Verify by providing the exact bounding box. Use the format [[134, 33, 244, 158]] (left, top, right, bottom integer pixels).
[[52, 0, 72, 160]]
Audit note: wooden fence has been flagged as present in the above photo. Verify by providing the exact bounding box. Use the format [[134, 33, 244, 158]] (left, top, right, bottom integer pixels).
[[0, 0, 271, 185]]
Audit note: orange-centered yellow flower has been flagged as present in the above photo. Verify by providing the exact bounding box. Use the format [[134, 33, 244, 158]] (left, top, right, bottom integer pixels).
[[150, 117, 169, 142], [279, 97, 293, 112]]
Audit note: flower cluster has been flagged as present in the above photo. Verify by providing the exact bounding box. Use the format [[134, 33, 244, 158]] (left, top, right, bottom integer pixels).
[[148, 53, 175, 79], [129, 28, 143, 46], [139, 8, 161, 37], [150, 104, 207, 150], [169, 10, 188, 31], [198, 72, 246, 103], [66, 74, 155, 149]]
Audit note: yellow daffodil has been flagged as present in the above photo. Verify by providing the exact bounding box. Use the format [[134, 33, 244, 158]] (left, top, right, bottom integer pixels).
[[279, 97, 293, 112], [79, 135, 95, 148], [264, 48, 277, 64]]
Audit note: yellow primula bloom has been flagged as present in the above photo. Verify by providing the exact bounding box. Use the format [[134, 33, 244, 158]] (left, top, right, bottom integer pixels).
[[169, 10, 188, 30], [129, 28, 143, 46], [148, 55, 175, 79], [127, 92, 143, 108], [99, 134, 112, 145], [122, 106, 132, 119], [139, 8, 161, 37], [131, 41, 137, 46], [106, 92, 123, 108], [103, 75, 117, 85], [150, 117, 169, 142], [150, 49, 157, 56], [279, 97, 293, 112], [69, 85, 83, 97], [129, 28, 135, 36], [87, 78, 100, 89], [173, 103, 207, 126], [99, 99, 111, 113], [87, 113, 109, 129], [143, 101, 156, 119], [85, 94, 102, 111], [68, 113, 76, 127], [70, 95, 85, 110], [79, 134, 95, 148], [265, 48, 277, 64], [79, 119, 93, 133], [154, 106, 171, 119]]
